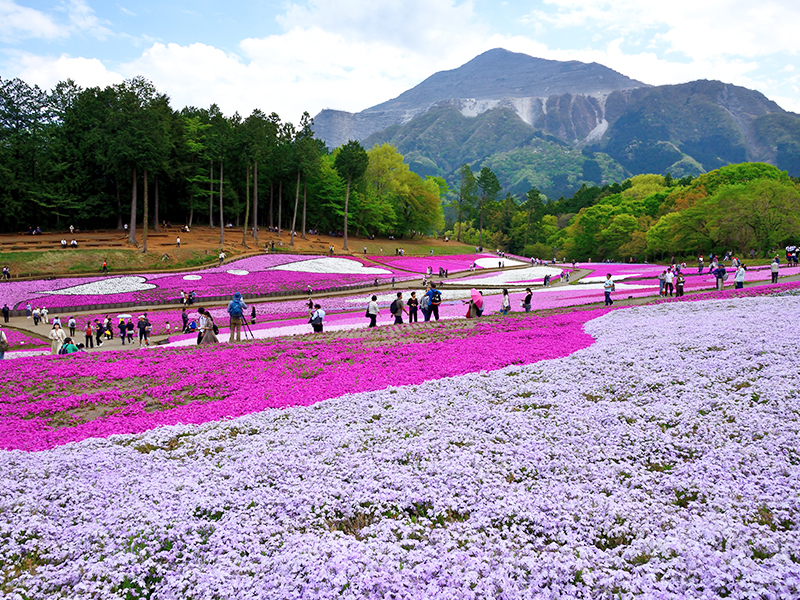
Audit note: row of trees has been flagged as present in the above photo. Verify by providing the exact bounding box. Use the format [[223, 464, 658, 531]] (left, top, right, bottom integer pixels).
[[444, 162, 800, 260], [0, 77, 444, 247]]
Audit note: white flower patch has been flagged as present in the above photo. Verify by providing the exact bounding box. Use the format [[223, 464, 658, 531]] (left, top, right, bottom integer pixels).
[[182, 275, 202, 281], [226, 270, 249, 276], [269, 257, 391, 275], [474, 257, 527, 268], [41, 276, 156, 296]]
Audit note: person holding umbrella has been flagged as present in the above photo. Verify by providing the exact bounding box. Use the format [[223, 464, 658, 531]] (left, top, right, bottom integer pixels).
[[465, 288, 483, 318]]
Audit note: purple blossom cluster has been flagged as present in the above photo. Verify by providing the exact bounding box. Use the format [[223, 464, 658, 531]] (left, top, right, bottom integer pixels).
[[1, 329, 48, 349], [1, 295, 799, 598]]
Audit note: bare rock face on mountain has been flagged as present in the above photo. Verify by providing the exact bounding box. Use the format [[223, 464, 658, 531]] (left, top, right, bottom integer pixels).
[[313, 48, 646, 149]]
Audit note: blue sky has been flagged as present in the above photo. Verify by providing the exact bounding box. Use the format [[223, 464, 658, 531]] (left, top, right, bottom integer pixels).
[[2, 0, 798, 124]]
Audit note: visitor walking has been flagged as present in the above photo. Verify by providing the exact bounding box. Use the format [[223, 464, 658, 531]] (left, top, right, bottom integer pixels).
[[68, 316, 76, 337], [500, 289, 511, 315], [390, 292, 407, 324], [664, 270, 674, 297], [366, 295, 380, 328], [771, 258, 780, 283], [604, 274, 615, 306], [408, 292, 419, 322], [199, 313, 219, 344], [102, 260, 108, 274], [84, 322, 94, 349], [2, 304, 9, 323], [218, 251, 226, 266], [735, 264, 746, 289], [522, 288, 532, 312], [713, 264, 727, 290], [675, 272, 685, 297], [310, 304, 325, 333], [426, 284, 442, 321]]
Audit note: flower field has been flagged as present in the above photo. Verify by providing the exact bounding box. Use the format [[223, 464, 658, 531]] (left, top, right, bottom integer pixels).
[[2, 293, 799, 599], [0, 255, 407, 311]]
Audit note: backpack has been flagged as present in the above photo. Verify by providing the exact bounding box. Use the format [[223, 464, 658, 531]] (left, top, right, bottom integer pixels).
[[430, 290, 442, 305], [58, 344, 69, 355], [229, 300, 243, 318], [389, 299, 398, 315]]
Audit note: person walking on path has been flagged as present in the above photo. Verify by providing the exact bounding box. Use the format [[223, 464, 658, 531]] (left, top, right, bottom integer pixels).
[[500, 289, 511, 315], [49, 323, 65, 355], [522, 288, 532, 312], [698, 256, 704, 273], [2, 304, 9, 323], [735, 264, 746, 289], [713, 264, 727, 290], [420, 291, 431, 322], [390, 292, 408, 324], [181, 308, 189, 333], [366, 295, 380, 328], [658, 271, 666, 296], [604, 274, 615, 306], [227, 292, 247, 342], [0, 327, 8, 359], [102, 260, 108, 274], [771, 258, 780, 284], [664, 270, 675, 297], [26, 303, 31, 318], [426, 284, 442, 321], [93, 320, 103, 347], [310, 304, 325, 333], [119, 318, 127, 345], [199, 312, 219, 344], [218, 251, 226, 266], [408, 292, 419, 322], [176, 236, 181, 247], [250, 305, 256, 324], [68, 316, 76, 337], [84, 322, 94, 349]]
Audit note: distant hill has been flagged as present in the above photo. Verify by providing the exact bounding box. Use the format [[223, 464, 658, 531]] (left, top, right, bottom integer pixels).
[[313, 48, 646, 149], [314, 48, 800, 199]]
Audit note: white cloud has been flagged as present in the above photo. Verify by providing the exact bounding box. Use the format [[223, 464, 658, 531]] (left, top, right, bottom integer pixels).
[[0, 0, 65, 41], [0, 0, 112, 42], [12, 52, 124, 90]]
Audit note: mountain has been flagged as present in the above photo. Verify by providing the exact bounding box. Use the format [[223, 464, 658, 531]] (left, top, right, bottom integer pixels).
[[314, 49, 800, 199], [313, 48, 646, 149]]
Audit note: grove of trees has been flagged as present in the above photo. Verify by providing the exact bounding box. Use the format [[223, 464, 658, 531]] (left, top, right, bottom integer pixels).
[[0, 77, 445, 245]]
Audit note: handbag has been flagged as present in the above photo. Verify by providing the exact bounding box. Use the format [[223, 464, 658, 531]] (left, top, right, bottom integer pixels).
[[365, 309, 371, 318], [0, 334, 8, 352]]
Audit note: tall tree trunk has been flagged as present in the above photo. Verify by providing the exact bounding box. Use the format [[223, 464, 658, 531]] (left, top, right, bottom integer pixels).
[[456, 202, 463, 242], [290, 171, 300, 246], [302, 181, 307, 240], [116, 179, 123, 230], [343, 177, 351, 251], [269, 180, 274, 230], [129, 166, 137, 244], [153, 175, 159, 231], [142, 169, 149, 254], [209, 163, 214, 228], [219, 161, 224, 246], [189, 192, 194, 227], [242, 164, 250, 248], [253, 160, 259, 242], [277, 180, 282, 236], [478, 200, 484, 248]]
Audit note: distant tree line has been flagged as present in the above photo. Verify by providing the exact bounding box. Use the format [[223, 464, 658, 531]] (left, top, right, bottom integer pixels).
[[444, 162, 800, 260], [0, 77, 444, 248]]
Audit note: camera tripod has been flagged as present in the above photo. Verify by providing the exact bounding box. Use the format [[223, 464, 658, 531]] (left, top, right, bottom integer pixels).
[[237, 316, 255, 341]]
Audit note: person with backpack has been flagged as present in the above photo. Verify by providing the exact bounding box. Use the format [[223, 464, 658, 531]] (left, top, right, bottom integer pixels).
[[713, 264, 726, 291], [390, 292, 408, 324], [59, 337, 79, 355], [227, 292, 248, 342], [366, 295, 380, 328], [68, 316, 76, 337], [426, 284, 442, 321], [310, 304, 325, 333], [83, 322, 94, 349]]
